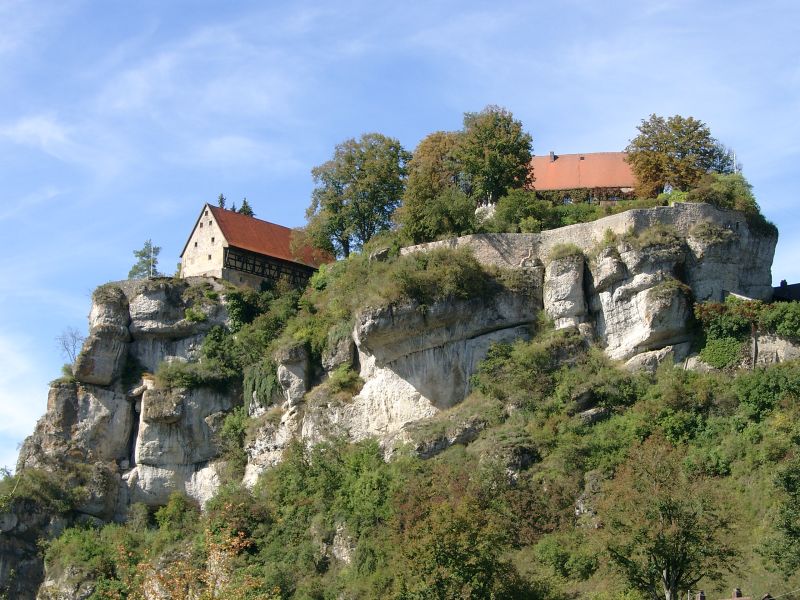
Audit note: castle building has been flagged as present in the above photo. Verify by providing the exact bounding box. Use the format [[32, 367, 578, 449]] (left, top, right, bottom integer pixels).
[[180, 204, 330, 288], [530, 151, 637, 203]]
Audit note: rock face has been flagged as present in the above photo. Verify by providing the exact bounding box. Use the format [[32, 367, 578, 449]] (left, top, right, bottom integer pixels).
[[8, 278, 236, 599], [404, 203, 776, 365], [9, 203, 780, 599]]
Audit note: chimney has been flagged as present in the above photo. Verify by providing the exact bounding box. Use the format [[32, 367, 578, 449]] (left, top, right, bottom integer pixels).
[[696, 592, 705, 600], [781, 279, 788, 287], [549, 151, 555, 162], [734, 589, 743, 598]]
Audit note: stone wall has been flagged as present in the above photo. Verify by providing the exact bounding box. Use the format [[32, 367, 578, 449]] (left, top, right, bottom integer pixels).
[[402, 202, 776, 300]]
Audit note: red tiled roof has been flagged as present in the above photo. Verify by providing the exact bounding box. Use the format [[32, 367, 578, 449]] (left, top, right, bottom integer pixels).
[[530, 152, 637, 191], [208, 205, 330, 268]]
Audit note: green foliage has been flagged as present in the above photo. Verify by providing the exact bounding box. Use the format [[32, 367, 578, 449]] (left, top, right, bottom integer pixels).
[[759, 302, 800, 341], [600, 436, 738, 600], [763, 458, 800, 576], [621, 223, 681, 250], [395, 131, 477, 244], [306, 133, 411, 257], [548, 243, 583, 262], [689, 220, 736, 244], [625, 113, 734, 197], [700, 337, 744, 369], [239, 197, 255, 216], [218, 406, 251, 475], [686, 172, 758, 213], [128, 238, 162, 279], [327, 365, 363, 395], [183, 306, 207, 322], [455, 105, 533, 204]]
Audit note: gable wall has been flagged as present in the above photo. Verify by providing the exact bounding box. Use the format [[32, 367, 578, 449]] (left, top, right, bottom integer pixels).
[[181, 206, 228, 278]]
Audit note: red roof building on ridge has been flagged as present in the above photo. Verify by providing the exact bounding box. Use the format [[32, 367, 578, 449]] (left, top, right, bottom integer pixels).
[[180, 203, 331, 289], [530, 152, 637, 192], [206, 205, 327, 269]]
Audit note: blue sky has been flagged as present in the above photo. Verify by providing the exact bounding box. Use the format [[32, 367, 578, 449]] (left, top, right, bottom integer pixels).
[[1, 0, 799, 469]]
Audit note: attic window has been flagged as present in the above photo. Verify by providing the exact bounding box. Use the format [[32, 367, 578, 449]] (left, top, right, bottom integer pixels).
[[204, 210, 208, 216], [194, 241, 197, 248], [579, 156, 585, 160], [208, 254, 211, 260], [211, 237, 215, 243], [208, 221, 212, 226], [199, 222, 203, 228]]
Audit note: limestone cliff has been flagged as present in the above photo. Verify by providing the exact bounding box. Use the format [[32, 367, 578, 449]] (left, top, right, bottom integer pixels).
[[1, 203, 783, 599]]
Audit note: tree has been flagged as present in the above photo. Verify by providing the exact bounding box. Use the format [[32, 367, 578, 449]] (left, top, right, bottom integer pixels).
[[454, 105, 533, 205], [763, 458, 800, 576], [599, 436, 738, 600], [217, 193, 226, 209], [306, 133, 410, 258], [395, 131, 475, 243], [128, 239, 162, 279], [238, 198, 254, 217], [55, 327, 85, 364], [626, 114, 734, 198]]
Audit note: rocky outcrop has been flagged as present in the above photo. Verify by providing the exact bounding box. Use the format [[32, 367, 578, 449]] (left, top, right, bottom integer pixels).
[[10, 204, 781, 599], [404, 203, 777, 364]]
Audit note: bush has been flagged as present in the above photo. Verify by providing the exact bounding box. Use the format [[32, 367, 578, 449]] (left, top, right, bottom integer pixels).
[[183, 306, 207, 322], [760, 302, 800, 341], [700, 337, 744, 369], [548, 243, 583, 262]]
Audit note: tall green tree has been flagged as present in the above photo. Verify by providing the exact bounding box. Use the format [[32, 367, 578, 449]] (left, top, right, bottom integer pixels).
[[306, 133, 410, 258], [763, 458, 800, 576], [600, 436, 738, 600], [454, 105, 533, 205], [395, 131, 475, 243], [128, 239, 162, 279], [238, 198, 254, 217], [217, 193, 226, 209], [625, 114, 734, 198]]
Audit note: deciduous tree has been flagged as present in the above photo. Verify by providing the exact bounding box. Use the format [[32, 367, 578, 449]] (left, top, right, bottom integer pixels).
[[600, 436, 738, 600], [395, 131, 475, 243], [306, 133, 410, 258], [626, 114, 734, 198], [55, 327, 85, 364], [454, 105, 533, 205]]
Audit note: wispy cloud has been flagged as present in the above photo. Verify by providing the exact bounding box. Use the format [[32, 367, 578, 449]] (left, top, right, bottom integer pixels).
[[0, 185, 62, 221]]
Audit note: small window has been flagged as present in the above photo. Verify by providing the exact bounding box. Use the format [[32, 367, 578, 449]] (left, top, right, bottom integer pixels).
[[204, 210, 208, 216], [208, 221, 212, 226], [211, 237, 215, 243], [208, 254, 211, 260], [194, 241, 197, 248], [199, 222, 203, 228]]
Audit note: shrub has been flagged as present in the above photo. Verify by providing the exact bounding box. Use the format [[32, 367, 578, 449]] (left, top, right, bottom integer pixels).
[[548, 243, 583, 262], [700, 337, 745, 369], [760, 302, 800, 341], [183, 306, 207, 322], [690, 221, 736, 244], [622, 223, 681, 250]]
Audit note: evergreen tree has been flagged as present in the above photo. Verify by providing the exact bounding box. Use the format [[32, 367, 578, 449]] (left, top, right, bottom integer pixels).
[[217, 193, 226, 209], [128, 239, 162, 279], [239, 198, 254, 217]]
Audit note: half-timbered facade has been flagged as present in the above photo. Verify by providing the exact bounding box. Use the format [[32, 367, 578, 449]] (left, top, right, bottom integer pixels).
[[180, 204, 329, 288]]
